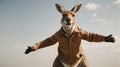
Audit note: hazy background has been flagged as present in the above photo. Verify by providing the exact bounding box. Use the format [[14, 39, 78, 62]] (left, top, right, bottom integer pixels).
[[0, 0, 120, 67]]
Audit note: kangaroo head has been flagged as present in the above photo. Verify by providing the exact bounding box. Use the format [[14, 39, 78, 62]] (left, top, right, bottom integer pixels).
[[55, 3, 82, 30]]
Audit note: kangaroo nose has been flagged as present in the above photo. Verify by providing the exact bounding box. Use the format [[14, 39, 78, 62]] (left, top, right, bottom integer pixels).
[[66, 18, 71, 22], [66, 18, 71, 25]]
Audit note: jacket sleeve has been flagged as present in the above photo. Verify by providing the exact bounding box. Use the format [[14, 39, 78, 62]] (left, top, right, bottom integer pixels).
[[31, 32, 58, 50], [80, 29, 106, 42]]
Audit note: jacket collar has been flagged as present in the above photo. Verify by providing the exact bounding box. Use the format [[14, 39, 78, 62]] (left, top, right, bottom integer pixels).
[[59, 26, 80, 36]]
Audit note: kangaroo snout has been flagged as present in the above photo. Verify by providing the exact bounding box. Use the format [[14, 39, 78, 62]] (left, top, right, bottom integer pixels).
[[66, 18, 71, 25]]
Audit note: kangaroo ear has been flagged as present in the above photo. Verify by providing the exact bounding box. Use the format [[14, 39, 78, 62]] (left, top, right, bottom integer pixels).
[[71, 3, 82, 13], [55, 3, 66, 13]]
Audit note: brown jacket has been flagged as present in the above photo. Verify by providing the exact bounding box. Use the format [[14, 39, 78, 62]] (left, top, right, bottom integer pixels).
[[32, 26, 105, 65]]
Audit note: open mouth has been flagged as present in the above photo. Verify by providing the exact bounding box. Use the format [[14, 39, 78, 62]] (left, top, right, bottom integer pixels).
[[62, 20, 73, 29], [65, 24, 72, 29]]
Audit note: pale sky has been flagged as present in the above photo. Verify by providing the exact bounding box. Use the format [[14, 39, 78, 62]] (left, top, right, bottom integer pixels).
[[0, 0, 120, 67]]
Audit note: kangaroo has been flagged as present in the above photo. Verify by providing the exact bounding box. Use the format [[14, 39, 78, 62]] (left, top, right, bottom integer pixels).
[[25, 3, 115, 67]]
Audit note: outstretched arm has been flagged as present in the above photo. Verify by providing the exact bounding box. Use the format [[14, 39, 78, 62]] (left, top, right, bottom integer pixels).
[[25, 32, 58, 54], [80, 29, 115, 43]]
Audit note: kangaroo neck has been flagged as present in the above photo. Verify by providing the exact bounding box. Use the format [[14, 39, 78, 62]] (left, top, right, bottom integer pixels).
[[63, 25, 76, 36]]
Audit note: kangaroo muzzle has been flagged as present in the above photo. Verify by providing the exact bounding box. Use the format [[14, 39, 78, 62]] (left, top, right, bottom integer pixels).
[[65, 18, 71, 25]]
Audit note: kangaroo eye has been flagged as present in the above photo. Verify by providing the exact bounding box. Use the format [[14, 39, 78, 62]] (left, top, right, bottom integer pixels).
[[62, 14, 67, 17], [72, 14, 75, 17]]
